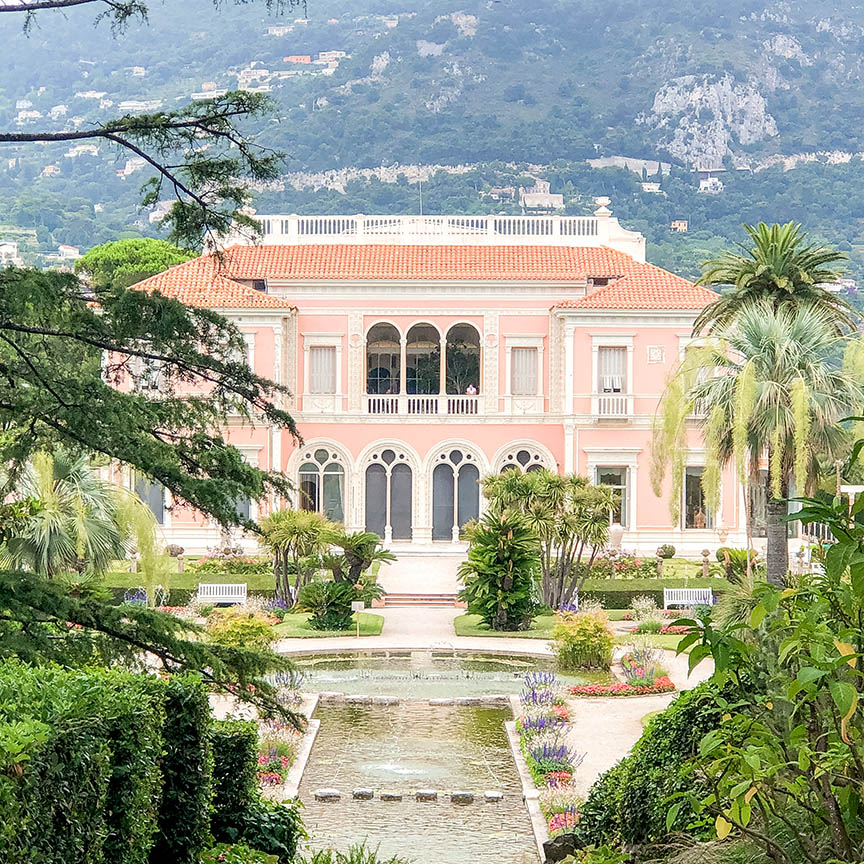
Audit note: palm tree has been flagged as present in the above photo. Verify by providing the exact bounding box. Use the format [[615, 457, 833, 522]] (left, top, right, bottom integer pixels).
[[653, 301, 862, 585], [694, 222, 856, 335], [3, 449, 128, 578], [260, 509, 332, 604], [482, 468, 614, 608], [327, 530, 396, 583]]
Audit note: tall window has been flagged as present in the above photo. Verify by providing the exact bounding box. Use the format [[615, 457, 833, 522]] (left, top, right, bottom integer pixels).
[[684, 467, 713, 529], [298, 447, 345, 522], [432, 449, 480, 540], [309, 346, 336, 394], [135, 476, 164, 525], [511, 347, 538, 396], [364, 448, 412, 540], [597, 347, 626, 393], [596, 466, 627, 527]]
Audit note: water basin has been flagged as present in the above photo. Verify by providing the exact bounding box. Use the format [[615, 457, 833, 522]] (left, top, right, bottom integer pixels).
[[292, 650, 613, 699], [299, 702, 539, 864]]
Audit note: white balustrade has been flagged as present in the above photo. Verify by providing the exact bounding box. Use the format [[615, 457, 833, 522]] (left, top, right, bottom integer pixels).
[[446, 395, 479, 416], [593, 393, 631, 417], [407, 396, 438, 415], [363, 394, 482, 416], [365, 395, 399, 415]]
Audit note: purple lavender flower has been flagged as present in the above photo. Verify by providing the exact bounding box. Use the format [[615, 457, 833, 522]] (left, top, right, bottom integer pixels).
[[524, 671, 557, 690]]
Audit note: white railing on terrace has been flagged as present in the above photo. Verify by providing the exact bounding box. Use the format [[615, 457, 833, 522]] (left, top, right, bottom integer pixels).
[[592, 393, 632, 417], [364, 394, 481, 416], [233, 207, 647, 261]]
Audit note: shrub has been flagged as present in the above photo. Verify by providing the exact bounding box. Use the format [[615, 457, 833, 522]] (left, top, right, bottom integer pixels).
[[206, 608, 274, 651], [552, 610, 614, 670], [190, 555, 272, 578], [657, 544, 676, 559], [211, 720, 259, 842], [458, 510, 539, 630], [200, 844, 277, 864], [240, 800, 305, 864], [296, 581, 357, 630], [151, 675, 214, 864], [577, 682, 726, 846]]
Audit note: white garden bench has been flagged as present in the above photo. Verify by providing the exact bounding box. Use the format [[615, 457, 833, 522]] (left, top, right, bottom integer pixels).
[[663, 587, 714, 609], [197, 583, 247, 605]]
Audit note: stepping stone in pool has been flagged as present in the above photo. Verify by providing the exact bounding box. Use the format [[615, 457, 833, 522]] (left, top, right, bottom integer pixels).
[[484, 791, 504, 802], [415, 789, 438, 802], [428, 698, 453, 705], [314, 789, 341, 802], [353, 789, 374, 800], [450, 792, 474, 805], [380, 791, 403, 801]]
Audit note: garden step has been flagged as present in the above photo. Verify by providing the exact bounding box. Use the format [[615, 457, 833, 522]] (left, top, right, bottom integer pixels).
[[383, 593, 459, 607]]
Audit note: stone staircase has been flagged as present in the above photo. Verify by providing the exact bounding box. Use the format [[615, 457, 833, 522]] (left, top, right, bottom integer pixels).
[[383, 592, 460, 608]]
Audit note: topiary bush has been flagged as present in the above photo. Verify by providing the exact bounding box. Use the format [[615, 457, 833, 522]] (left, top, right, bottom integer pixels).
[[206, 608, 275, 651], [657, 544, 676, 559], [552, 610, 614, 669], [296, 581, 357, 630], [151, 674, 214, 864], [577, 681, 727, 847]]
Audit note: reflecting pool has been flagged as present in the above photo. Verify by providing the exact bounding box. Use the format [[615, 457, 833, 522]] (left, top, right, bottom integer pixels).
[[292, 650, 613, 698], [299, 702, 539, 864]]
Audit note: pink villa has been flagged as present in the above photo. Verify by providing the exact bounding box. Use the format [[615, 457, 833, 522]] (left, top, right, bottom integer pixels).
[[130, 201, 754, 556]]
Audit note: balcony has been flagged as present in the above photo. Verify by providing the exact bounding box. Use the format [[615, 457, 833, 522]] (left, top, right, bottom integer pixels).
[[592, 393, 633, 418], [364, 394, 481, 416]]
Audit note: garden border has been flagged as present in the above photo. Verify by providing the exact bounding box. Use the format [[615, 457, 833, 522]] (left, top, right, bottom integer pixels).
[[280, 694, 320, 800]]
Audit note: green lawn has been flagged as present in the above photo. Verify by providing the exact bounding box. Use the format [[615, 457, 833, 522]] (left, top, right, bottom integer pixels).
[[273, 612, 384, 638], [453, 613, 557, 639]]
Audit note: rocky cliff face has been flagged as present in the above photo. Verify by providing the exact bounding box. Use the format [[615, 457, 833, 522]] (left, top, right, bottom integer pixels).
[[642, 73, 779, 165]]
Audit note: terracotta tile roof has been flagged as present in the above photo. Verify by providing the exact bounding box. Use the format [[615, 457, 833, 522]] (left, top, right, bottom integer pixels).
[[221, 243, 608, 281], [129, 244, 713, 311], [129, 255, 296, 310], [553, 264, 718, 311]]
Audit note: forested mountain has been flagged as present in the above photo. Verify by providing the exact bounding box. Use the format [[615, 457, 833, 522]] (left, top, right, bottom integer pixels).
[[4, 0, 864, 278]]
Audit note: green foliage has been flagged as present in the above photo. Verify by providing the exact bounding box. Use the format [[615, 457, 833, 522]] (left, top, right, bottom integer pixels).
[[260, 510, 332, 604], [560, 846, 629, 864], [0, 663, 190, 864], [302, 844, 411, 864], [239, 800, 305, 864], [2, 448, 127, 578], [151, 675, 214, 864], [482, 469, 615, 608], [552, 610, 614, 670], [190, 556, 273, 578], [0, 266, 295, 529], [210, 719, 259, 842], [326, 530, 396, 584], [694, 222, 854, 334], [657, 544, 676, 559], [458, 509, 539, 631], [200, 845, 277, 864], [206, 608, 274, 652], [296, 581, 358, 631], [577, 682, 726, 847], [74, 238, 193, 290]]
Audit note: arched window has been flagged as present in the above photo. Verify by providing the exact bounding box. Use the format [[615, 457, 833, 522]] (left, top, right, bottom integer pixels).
[[432, 448, 480, 541], [445, 324, 481, 395], [298, 447, 345, 522], [364, 447, 413, 540], [406, 324, 440, 395], [366, 323, 401, 395], [498, 447, 549, 474]]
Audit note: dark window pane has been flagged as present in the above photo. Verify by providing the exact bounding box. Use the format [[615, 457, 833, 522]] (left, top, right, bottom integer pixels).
[[390, 463, 413, 540], [135, 477, 164, 525], [365, 464, 387, 537], [457, 464, 480, 529], [432, 463, 455, 540]]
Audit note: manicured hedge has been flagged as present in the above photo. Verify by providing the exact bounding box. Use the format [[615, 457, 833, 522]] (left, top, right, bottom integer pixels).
[[211, 719, 259, 840], [150, 675, 214, 864], [577, 681, 726, 846], [0, 664, 167, 864]]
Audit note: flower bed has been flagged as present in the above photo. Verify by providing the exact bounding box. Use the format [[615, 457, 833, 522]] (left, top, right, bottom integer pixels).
[[255, 719, 302, 788], [516, 672, 584, 836], [621, 609, 680, 621], [568, 675, 675, 697], [659, 624, 691, 635]]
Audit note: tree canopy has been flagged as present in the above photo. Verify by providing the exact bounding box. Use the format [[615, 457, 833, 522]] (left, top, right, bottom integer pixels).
[[74, 238, 194, 290]]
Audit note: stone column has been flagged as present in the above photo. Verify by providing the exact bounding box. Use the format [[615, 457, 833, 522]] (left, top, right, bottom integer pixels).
[[399, 336, 407, 396], [438, 337, 447, 397]]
